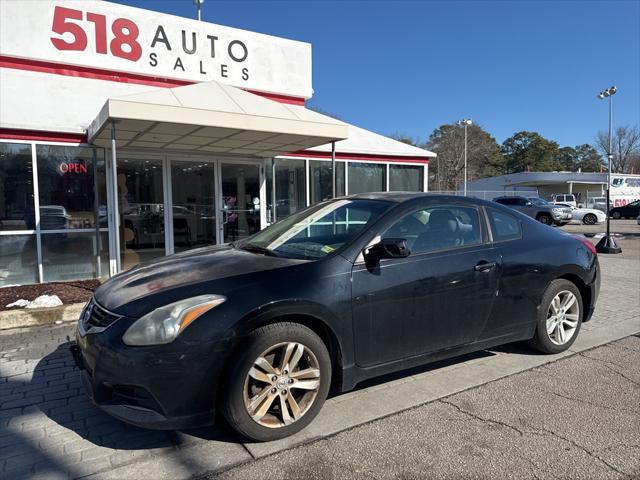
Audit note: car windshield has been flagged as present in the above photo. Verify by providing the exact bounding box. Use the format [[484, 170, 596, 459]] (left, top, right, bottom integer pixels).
[[236, 199, 392, 260], [529, 197, 550, 206]]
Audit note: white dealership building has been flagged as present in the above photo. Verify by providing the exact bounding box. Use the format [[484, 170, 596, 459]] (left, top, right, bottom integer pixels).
[[0, 0, 435, 286]]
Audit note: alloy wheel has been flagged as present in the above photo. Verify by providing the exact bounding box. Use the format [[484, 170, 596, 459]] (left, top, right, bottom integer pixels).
[[583, 214, 596, 225], [546, 290, 580, 346], [243, 342, 321, 428]]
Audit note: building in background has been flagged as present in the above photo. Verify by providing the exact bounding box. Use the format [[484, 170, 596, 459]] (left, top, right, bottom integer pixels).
[[465, 171, 640, 208], [0, 0, 434, 286]]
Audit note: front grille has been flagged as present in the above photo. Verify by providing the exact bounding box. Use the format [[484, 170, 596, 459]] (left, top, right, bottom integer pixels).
[[80, 299, 122, 335]]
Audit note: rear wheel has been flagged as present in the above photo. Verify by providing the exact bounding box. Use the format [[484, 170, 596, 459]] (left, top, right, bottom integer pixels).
[[612, 211, 621, 219], [583, 213, 597, 225], [220, 322, 331, 442], [528, 279, 582, 354], [537, 214, 552, 225]]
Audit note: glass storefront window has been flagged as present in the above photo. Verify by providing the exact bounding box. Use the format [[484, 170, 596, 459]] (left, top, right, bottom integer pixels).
[[389, 165, 424, 192], [171, 160, 216, 252], [0, 234, 38, 286], [41, 232, 108, 282], [275, 158, 306, 219], [118, 157, 165, 270], [348, 162, 386, 194], [0, 143, 35, 231], [310, 160, 345, 203], [36, 145, 106, 230]]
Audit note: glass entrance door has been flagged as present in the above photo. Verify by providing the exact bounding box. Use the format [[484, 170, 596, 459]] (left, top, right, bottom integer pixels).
[[219, 162, 261, 244], [170, 160, 217, 253]]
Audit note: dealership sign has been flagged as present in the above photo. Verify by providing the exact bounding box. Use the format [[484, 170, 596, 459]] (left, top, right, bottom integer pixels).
[[0, 0, 313, 98]]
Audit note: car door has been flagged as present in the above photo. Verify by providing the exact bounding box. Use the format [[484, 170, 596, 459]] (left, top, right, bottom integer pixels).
[[351, 204, 502, 368], [625, 200, 640, 217], [518, 198, 538, 218]]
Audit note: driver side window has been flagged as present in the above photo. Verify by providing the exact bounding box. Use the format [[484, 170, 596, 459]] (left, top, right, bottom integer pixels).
[[382, 205, 483, 254]]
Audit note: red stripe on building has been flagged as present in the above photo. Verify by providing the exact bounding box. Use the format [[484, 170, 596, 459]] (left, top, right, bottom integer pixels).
[[285, 151, 430, 164], [0, 55, 307, 105], [0, 128, 86, 143]]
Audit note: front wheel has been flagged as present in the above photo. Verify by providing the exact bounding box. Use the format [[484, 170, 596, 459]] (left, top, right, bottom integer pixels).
[[220, 322, 331, 442], [583, 213, 597, 225], [611, 211, 621, 219], [528, 279, 582, 354], [538, 214, 552, 225]]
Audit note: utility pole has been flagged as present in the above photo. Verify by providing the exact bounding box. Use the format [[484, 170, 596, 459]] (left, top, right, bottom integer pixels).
[[456, 118, 472, 196]]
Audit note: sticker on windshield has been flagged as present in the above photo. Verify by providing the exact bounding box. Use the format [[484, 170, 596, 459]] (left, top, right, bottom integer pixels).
[[321, 245, 336, 254]]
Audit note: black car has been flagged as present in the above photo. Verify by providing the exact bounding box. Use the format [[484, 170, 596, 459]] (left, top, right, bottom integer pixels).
[[609, 199, 640, 219], [72, 193, 600, 442]]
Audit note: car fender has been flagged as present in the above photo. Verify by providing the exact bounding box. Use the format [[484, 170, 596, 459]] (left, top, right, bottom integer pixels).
[[220, 298, 350, 371]]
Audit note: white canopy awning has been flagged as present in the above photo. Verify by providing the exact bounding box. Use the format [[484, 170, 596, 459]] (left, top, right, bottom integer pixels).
[[88, 80, 348, 157]]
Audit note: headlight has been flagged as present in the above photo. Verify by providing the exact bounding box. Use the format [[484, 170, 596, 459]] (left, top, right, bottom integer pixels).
[[122, 295, 226, 346], [552, 208, 563, 215]]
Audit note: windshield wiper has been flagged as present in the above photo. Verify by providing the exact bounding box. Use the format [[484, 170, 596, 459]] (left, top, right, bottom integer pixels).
[[237, 244, 279, 257]]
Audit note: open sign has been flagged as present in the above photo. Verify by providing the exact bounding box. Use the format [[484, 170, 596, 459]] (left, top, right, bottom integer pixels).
[[59, 162, 89, 174]]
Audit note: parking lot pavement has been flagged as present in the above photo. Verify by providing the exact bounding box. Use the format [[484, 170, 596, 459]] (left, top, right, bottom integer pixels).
[[561, 218, 640, 237], [1, 240, 639, 480], [211, 335, 640, 480]]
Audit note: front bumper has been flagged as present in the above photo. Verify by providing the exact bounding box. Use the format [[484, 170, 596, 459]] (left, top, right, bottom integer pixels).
[[552, 212, 572, 225], [71, 316, 229, 430]]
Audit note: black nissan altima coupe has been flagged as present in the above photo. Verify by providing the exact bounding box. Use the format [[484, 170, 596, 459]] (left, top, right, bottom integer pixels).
[[72, 193, 600, 441]]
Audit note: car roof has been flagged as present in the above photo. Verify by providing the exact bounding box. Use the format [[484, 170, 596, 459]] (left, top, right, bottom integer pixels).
[[344, 192, 497, 208]]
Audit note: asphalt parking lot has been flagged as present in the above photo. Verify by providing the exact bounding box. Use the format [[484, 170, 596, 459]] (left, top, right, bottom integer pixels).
[[1, 223, 638, 480], [210, 335, 640, 480]]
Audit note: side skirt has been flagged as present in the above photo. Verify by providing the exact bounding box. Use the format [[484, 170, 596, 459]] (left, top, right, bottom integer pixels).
[[339, 331, 532, 392]]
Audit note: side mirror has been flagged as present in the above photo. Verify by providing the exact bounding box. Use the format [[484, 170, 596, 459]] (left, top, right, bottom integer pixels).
[[365, 238, 411, 260]]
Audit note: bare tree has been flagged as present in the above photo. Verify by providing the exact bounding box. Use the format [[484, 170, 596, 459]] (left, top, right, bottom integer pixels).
[[426, 123, 504, 191], [388, 132, 421, 146], [595, 125, 640, 173]]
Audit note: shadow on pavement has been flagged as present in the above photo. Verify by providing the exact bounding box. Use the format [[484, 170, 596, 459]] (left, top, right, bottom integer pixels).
[[351, 349, 497, 393], [0, 341, 241, 478]]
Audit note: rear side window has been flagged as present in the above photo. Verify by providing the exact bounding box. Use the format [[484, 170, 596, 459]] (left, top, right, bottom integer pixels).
[[487, 208, 522, 242], [495, 198, 515, 205]]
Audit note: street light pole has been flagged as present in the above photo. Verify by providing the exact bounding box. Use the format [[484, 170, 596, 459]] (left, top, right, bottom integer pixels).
[[456, 118, 472, 196], [595, 86, 621, 254], [194, 0, 203, 21]]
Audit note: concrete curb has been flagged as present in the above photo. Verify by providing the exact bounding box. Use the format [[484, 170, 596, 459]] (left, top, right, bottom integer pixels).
[[0, 302, 85, 330]]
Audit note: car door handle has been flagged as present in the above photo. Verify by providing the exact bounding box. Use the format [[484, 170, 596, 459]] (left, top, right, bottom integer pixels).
[[474, 261, 497, 272]]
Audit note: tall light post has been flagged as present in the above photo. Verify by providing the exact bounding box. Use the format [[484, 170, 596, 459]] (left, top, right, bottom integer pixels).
[[595, 86, 622, 254], [456, 118, 472, 196], [194, 0, 204, 21]]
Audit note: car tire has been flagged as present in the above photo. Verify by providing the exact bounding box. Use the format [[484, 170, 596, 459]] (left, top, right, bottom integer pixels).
[[528, 279, 583, 354], [537, 214, 552, 225], [583, 214, 597, 225], [220, 322, 332, 442], [612, 211, 621, 219]]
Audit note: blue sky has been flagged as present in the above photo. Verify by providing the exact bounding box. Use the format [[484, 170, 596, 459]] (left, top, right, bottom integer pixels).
[[114, 0, 640, 148]]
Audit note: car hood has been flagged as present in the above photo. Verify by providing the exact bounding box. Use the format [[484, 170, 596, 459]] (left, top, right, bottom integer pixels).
[[94, 244, 305, 316]]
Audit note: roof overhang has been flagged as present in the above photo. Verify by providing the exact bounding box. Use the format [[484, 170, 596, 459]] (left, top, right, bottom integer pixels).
[[507, 180, 608, 187], [87, 81, 348, 157]]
